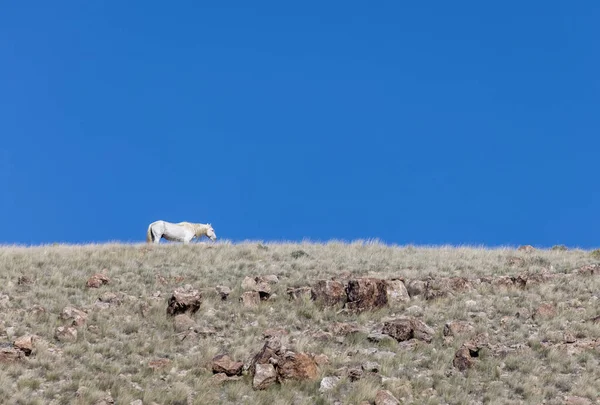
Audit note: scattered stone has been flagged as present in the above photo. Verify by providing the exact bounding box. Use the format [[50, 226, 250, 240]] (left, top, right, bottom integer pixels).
[[98, 292, 122, 305], [287, 286, 312, 300], [86, 273, 110, 288], [211, 354, 244, 376], [13, 335, 35, 356], [319, 376, 340, 392], [384, 279, 410, 304], [240, 291, 261, 308], [347, 366, 363, 381], [576, 264, 600, 276], [215, 285, 231, 300], [443, 321, 475, 337], [382, 317, 435, 343], [405, 305, 424, 316], [313, 354, 329, 365], [253, 363, 277, 390], [55, 326, 78, 343], [60, 306, 88, 327], [362, 361, 380, 373], [173, 314, 196, 332], [453, 334, 489, 371], [0, 346, 24, 363], [130, 400, 143, 405], [311, 280, 347, 306], [375, 389, 400, 405], [166, 286, 202, 316], [564, 332, 577, 344], [258, 275, 279, 284], [517, 245, 535, 253], [345, 278, 388, 312]]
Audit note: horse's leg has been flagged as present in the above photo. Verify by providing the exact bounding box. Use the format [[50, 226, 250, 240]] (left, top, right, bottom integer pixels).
[[152, 228, 162, 244]]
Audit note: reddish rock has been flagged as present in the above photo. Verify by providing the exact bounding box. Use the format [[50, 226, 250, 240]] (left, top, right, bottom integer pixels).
[[382, 317, 435, 343], [375, 389, 400, 405], [250, 337, 285, 375], [576, 264, 600, 276], [166, 286, 202, 316], [0, 346, 24, 363], [311, 280, 347, 306], [253, 363, 277, 390], [565, 396, 593, 405], [240, 291, 261, 308], [211, 354, 244, 376], [443, 321, 475, 337], [385, 279, 410, 304], [345, 278, 388, 312], [517, 245, 535, 253], [60, 306, 87, 326], [55, 326, 78, 342], [453, 333, 489, 371], [13, 335, 35, 356], [242, 277, 271, 299], [86, 273, 110, 288], [277, 352, 318, 382]]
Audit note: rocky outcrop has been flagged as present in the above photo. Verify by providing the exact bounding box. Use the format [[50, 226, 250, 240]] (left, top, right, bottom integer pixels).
[[166, 286, 202, 316], [382, 317, 435, 343]]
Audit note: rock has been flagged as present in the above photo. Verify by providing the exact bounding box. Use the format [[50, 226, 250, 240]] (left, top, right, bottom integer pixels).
[[55, 326, 78, 342], [166, 286, 202, 316], [517, 245, 535, 253], [130, 400, 143, 405], [60, 306, 88, 326], [173, 314, 196, 332], [405, 280, 426, 297], [211, 354, 244, 376], [86, 273, 110, 288], [385, 279, 410, 304], [240, 291, 261, 308], [17, 275, 34, 286], [263, 328, 289, 339], [215, 285, 231, 300], [13, 335, 35, 356], [506, 256, 526, 267], [311, 280, 347, 306], [148, 358, 172, 370], [564, 332, 577, 344], [253, 363, 277, 390], [319, 376, 340, 392], [382, 317, 435, 343], [277, 352, 318, 382], [534, 303, 556, 319], [286, 286, 312, 300], [453, 334, 488, 371], [443, 321, 475, 337], [345, 278, 388, 312], [375, 389, 400, 405], [576, 264, 600, 276], [0, 346, 24, 363], [367, 332, 394, 343]]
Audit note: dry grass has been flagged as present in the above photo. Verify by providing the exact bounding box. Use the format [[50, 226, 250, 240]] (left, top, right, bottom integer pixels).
[[0, 241, 599, 405]]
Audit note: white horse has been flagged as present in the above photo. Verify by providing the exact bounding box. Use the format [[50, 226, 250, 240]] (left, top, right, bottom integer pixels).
[[146, 220, 216, 244]]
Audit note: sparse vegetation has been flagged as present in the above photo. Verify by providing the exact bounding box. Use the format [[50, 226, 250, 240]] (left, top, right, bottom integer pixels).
[[0, 242, 599, 404]]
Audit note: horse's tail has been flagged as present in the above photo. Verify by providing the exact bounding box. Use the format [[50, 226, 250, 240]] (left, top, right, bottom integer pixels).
[[146, 223, 153, 243]]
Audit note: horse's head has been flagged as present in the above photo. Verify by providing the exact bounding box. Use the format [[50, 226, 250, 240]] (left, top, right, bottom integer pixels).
[[206, 224, 216, 241]]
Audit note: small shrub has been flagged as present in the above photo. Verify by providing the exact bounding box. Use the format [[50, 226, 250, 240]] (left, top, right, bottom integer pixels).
[[591, 249, 600, 259], [551, 245, 568, 251]]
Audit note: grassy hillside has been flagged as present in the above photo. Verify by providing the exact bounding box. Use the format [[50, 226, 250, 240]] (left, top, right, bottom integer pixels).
[[0, 242, 599, 405]]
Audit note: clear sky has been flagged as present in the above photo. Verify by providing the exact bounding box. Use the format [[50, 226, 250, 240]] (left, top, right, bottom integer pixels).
[[1, 2, 599, 247]]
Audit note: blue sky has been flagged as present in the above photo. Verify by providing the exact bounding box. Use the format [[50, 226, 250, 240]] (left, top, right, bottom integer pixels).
[[1, 2, 599, 247]]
